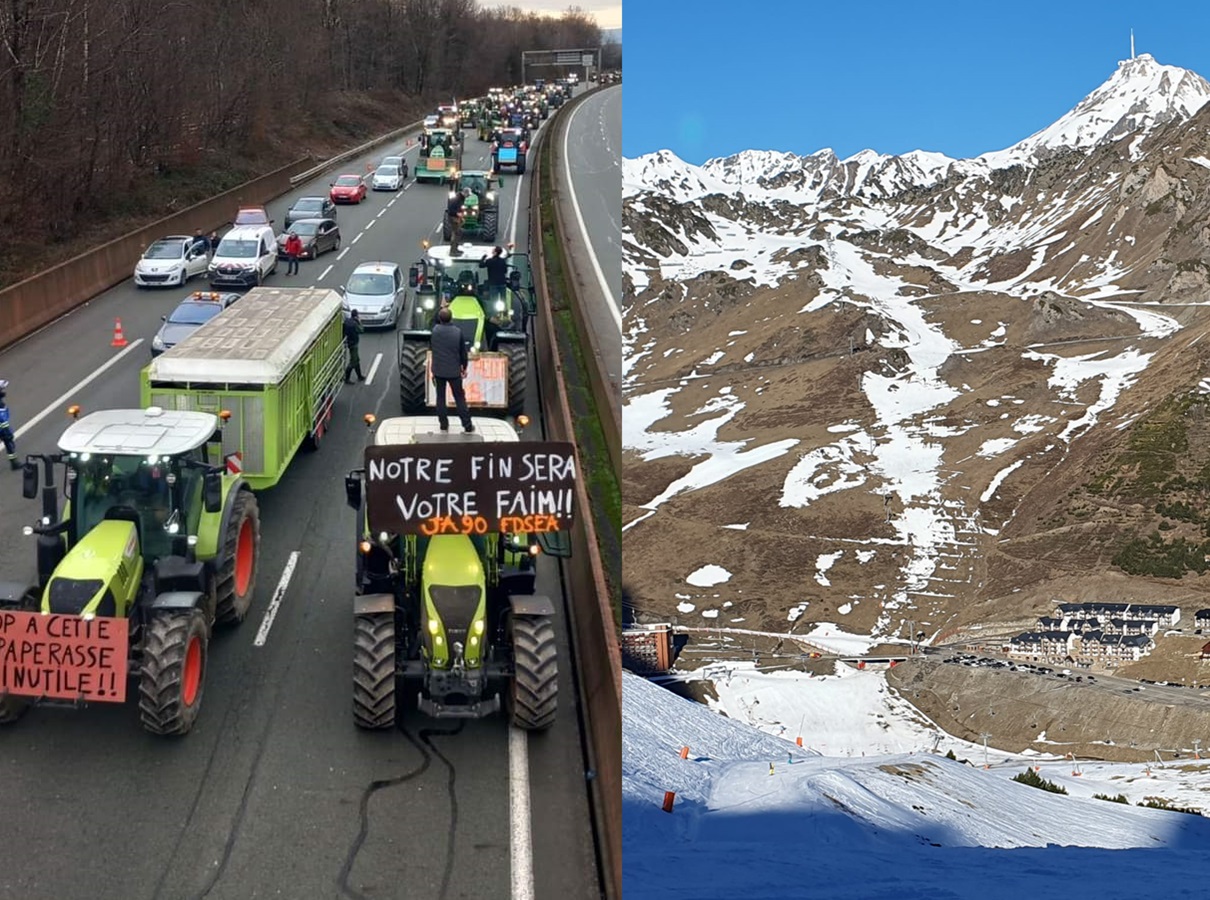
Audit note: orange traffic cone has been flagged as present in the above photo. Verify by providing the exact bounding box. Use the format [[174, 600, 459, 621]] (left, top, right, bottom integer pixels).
[[111, 318, 128, 348]]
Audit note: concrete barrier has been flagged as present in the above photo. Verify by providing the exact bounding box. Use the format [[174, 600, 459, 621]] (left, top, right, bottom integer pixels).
[[0, 157, 311, 350], [529, 85, 622, 900]]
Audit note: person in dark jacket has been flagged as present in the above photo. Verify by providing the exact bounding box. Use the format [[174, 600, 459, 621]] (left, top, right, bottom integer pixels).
[[479, 246, 509, 309], [430, 307, 473, 432], [0, 379, 19, 469], [343, 310, 365, 382]]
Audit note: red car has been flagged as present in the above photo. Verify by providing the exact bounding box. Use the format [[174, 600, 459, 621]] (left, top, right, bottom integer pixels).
[[330, 174, 367, 204]]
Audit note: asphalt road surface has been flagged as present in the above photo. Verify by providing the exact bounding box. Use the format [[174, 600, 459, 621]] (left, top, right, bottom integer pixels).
[[560, 85, 621, 392], [0, 92, 601, 900]]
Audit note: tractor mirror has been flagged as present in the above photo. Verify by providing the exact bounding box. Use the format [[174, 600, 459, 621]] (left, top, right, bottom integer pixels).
[[508, 270, 521, 291], [21, 462, 37, 500], [536, 530, 571, 559], [408, 266, 419, 288], [203, 471, 223, 514], [344, 474, 361, 510]]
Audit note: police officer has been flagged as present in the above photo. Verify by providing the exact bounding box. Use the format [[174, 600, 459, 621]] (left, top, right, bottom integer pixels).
[[0, 379, 19, 469], [343, 310, 365, 383]]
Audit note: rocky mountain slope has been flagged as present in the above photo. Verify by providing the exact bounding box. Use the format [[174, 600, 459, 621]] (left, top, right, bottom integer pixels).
[[622, 54, 1210, 648]]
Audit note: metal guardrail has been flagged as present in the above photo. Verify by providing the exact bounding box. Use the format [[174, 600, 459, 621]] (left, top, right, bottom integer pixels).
[[288, 116, 428, 186], [528, 84, 622, 900]]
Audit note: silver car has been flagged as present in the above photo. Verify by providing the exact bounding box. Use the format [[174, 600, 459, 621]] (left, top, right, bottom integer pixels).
[[341, 262, 405, 329]]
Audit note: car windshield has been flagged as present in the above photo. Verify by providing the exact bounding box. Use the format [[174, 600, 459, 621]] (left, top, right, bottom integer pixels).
[[217, 239, 257, 258], [376, 166, 399, 177], [144, 241, 182, 260], [168, 302, 224, 325], [335, 176, 360, 186], [383, 157, 403, 166], [289, 222, 319, 236], [347, 273, 394, 294], [293, 198, 323, 211]]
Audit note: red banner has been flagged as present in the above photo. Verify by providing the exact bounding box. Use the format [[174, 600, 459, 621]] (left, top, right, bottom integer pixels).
[[0, 611, 129, 703]]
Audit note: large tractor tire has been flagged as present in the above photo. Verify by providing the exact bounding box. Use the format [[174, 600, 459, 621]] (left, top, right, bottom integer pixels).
[[138, 609, 209, 736], [399, 340, 429, 414], [517, 157, 527, 176], [442, 213, 452, 242], [0, 585, 41, 725], [480, 209, 499, 242], [215, 490, 261, 626], [353, 612, 396, 729], [505, 343, 528, 418], [508, 614, 557, 731]]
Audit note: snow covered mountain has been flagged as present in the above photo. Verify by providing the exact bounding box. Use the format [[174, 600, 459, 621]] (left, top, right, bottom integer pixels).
[[624, 666, 1210, 900], [622, 54, 1210, 652]]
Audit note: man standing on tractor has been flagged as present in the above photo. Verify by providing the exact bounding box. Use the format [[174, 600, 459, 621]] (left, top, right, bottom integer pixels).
[[447, 189, 466, 254], [479, 246, 509, 309], [0, 379, 18, 470], [430, 307, 474, 434]]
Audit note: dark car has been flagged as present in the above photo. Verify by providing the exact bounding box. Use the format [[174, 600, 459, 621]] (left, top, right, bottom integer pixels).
[[285, 196, 337, 229], [150, 291, 240, 356], [277, 218, 341, 260]]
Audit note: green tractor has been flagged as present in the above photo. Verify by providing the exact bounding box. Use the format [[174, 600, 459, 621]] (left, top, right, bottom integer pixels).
[[0, 405, 260, 735], [416, 128, 463, 185], [344, 415, 575, 730], [396, 242, 536, 419], [478, 108, 504, 143], [443, 170, 501, 243]]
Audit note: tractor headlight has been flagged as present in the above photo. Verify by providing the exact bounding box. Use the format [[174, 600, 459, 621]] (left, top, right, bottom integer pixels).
[[428, 618, 439, 635], [378, 531, 389, 544], [423, 297, 435, 310], [495, 300, 505, 312], [473, 619, 485, 635]]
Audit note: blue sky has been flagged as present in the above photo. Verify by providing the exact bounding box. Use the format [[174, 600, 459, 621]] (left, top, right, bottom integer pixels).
[[623, 0, 1210, 164]]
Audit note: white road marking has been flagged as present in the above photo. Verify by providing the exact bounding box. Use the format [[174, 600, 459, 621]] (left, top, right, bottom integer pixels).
[[365, 352, 383, 386], [253, 550, 300, 647], [509, 726, 535, 900], [14, 339, 145, 439], [507, 166, 523, 247], [337, 248, 350, 261], [376, 209, 386, 218], [352, 233, 363, 244], [563, 99, 622, 332], [318, 264, 334, 281], [433, 224, 442, 234], [388, 197, 398, 206], [365, 220, 375, 231]]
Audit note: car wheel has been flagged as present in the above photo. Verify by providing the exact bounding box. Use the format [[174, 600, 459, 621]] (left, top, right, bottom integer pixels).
[[177, 269, 187, 286], [334, 238, 341, 253]]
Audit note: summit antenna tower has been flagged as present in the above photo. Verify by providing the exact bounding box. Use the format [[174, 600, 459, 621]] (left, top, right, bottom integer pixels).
[[1131, 29, 1135, 59]]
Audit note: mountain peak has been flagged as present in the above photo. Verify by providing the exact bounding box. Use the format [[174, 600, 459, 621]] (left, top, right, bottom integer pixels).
[[981, 54, 1210, 168]]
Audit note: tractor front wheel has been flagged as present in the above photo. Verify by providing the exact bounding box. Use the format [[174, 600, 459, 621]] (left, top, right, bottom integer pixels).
[[481, 209, 499, 242], [353, 612, 396, 729], [0, 585, 40, 724], [508, 614, 557, 730], [505, 343, 528, 418], [138, 610, 209, 736], [399, 340, 428, 414], [215, 490, 261, 625]]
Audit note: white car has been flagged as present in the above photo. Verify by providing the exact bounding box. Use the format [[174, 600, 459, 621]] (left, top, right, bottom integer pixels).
[[381, 155, 409, 178], [134, 236, 210, 288], [372, 165, 404, 191], [423, 114, 440, 128]]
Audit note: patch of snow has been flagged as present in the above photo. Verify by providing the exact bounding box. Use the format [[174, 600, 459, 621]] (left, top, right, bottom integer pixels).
[[687, 565, 732, 587]]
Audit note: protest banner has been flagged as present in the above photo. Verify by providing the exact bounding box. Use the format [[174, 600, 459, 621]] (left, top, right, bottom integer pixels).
[[0, 611, 129, 703]]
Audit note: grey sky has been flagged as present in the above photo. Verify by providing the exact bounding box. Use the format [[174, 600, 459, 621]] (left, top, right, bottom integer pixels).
[[475, 1, 621, 29]]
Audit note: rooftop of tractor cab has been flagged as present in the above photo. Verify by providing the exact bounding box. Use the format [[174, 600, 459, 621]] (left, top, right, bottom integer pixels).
[[58, 406, 225, 457], [364, 414, 531, 447]]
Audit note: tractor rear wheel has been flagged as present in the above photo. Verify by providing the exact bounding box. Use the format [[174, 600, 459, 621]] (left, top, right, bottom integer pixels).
[[138, 609, 208, 736], [508, 613, 557, 730], [215, 490, 261, 626], [517, 158, 527, 175], [353, 612, 396, 729], [442, 213, 452, 241], [0, 585, 40, 724], [481, 209, 499, 242], [505, 343, 528, 418], [399, 340, 428, 414]]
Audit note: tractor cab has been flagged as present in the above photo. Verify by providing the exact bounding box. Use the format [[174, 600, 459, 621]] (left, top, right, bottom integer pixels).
[[418, 129, 462, 183], [411, 243, 533, 346]]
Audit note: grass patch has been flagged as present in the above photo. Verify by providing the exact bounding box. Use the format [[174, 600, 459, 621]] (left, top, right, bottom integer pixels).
[[536, 115, 622, 626]]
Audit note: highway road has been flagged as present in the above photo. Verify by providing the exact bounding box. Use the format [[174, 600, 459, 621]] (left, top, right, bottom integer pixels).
[[0, 92, 602, 900], [560, 85, 622, 395]]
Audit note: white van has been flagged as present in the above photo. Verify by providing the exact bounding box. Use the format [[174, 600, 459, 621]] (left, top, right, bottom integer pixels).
[[209, 224, 278, 289]]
